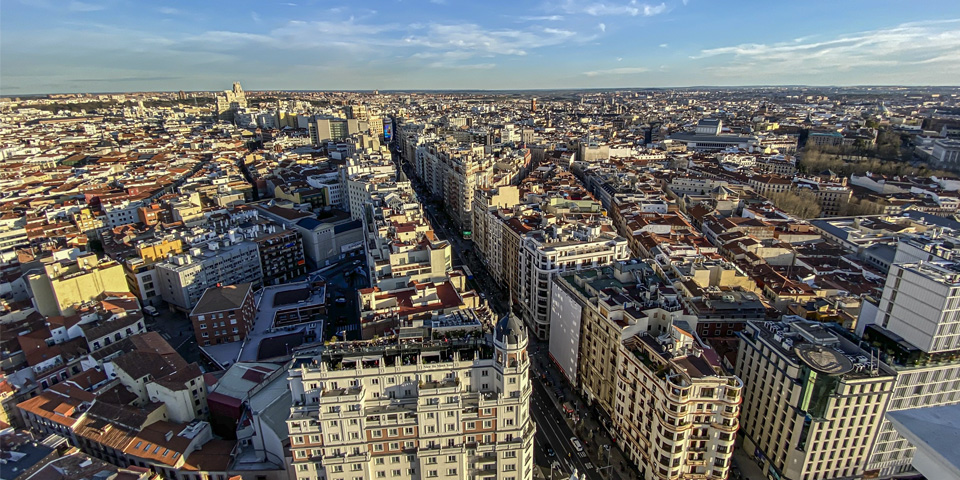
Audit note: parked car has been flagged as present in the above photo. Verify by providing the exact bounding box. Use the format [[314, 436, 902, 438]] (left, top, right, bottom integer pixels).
[[546, 447, 555, 457]]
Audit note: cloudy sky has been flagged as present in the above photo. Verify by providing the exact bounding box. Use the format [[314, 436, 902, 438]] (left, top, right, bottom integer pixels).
[[2, 0, 960, 94]]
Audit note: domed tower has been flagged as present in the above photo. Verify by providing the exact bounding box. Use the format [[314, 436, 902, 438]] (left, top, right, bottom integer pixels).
[[492, 312, 535, 479], [493, 313, 530, 398]]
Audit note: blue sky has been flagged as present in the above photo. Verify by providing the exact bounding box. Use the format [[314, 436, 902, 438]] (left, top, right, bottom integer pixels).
[[3, 0, 960, 94]]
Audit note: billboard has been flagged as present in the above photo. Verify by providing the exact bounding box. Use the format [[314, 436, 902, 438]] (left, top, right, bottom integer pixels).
[[383, 123, 393, 140]]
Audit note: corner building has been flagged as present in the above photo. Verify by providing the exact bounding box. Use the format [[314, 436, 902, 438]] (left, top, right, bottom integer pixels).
[[615, 328, 741, 480], [287, 314, 535, 480], [736, 319, 895, 480]]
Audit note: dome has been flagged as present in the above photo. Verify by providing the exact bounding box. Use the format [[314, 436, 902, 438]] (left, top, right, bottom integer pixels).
[[495, 313, 527, 346]]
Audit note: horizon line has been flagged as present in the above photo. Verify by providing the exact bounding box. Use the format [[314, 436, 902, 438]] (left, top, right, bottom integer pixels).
[[4, 84, 960, 97]]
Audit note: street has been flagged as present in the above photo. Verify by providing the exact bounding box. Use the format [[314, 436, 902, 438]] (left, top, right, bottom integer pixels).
[[394, 150, 628, 480]]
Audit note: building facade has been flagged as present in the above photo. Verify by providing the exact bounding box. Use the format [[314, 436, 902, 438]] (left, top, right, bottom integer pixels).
[[616, 329, 741, 480], [154, 242, 263, 311], [286, 314, 535, 480], [188, 283, 257, 346], [736, 319, 895, 480], [519, 233, 629, 340]]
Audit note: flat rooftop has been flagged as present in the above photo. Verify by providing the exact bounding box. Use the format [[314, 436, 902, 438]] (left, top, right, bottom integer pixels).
[[887, 404, 960, 480], [202, 281, 325, 368]]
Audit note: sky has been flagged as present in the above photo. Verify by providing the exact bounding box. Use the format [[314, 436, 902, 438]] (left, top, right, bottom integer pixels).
[[2, 0, 960, 94]]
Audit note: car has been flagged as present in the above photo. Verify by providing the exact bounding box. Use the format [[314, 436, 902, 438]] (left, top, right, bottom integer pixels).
[[546, 447, 555, 457], [570, 437, 583, 452], [353, 260, 361, 265], [480, 292, 486, 299], [335, 297, 347, 304], [142, 306, 159, 316]]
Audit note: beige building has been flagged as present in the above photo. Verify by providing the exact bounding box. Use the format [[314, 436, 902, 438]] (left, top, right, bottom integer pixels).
[[472, 185, 520, 271], [548, 262, 692, 416], [286, 314, 535, 480], [736, 319, 895, 480], [616, 327, 741, 480], [27, 253, 130, 317]]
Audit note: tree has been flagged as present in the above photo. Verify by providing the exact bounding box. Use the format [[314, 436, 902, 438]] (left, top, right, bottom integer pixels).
[[766, 189, 822, 219]]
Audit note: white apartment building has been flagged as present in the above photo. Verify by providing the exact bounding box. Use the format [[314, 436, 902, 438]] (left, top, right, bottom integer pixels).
[[103, 199, 143, 228], [286, 314, 535, 480], [519, 231, 629, 340], [736, 319, 895, 480], [154, 241, 263, 311], [858, 259, 960, 476], [617, 328, 741, 480], [872, 261, 960, 354]]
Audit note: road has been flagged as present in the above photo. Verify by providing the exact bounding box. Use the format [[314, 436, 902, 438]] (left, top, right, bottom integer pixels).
[[394, 150, 605, 480], [396, 154, 510, 316]]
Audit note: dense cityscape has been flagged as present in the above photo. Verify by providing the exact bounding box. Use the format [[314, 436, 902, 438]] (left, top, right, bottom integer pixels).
[[0, 82, 959, 480]]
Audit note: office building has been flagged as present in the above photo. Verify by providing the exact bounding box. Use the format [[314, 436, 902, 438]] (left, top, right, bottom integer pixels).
[[860, 260, 960, 476], [736, 319, 895, 480]]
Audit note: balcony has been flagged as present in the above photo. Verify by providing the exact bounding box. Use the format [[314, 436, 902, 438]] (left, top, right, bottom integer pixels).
[[711, 419, 738, 433], [320, 387, 364, 402], [419, 378, 461, 395]]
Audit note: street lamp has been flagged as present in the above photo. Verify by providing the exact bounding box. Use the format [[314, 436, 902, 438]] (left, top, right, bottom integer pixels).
[[596, 445, 613, 479]]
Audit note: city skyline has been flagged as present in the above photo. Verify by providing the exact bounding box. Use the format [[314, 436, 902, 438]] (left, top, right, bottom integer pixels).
[[3, 0, 960, 94]]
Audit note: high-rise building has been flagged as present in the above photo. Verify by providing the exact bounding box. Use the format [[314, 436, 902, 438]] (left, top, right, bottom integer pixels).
[[347, 105, 369, 121], [310, 117, 366, 145], [859, 260, 960, 476], [253, 228, 307, 285], [286, 314, 535, 480], [530, 98, 536, 113], [736, 319, 895, 480]]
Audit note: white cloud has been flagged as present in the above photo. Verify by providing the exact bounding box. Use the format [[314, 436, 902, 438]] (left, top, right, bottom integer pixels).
[[559, 1, 666, 17], [659, 43, 667, 47], [428, 62, 496, 69], [403, 23, 581, 58], [693, 19, 960, 77], [68, 1, 104, 12], [251, 12, 262, 23], [598, 23, 606, 32], [159, 7, 181, 15], [514, 15, 565, 22], [584, 66, 648, 76]]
